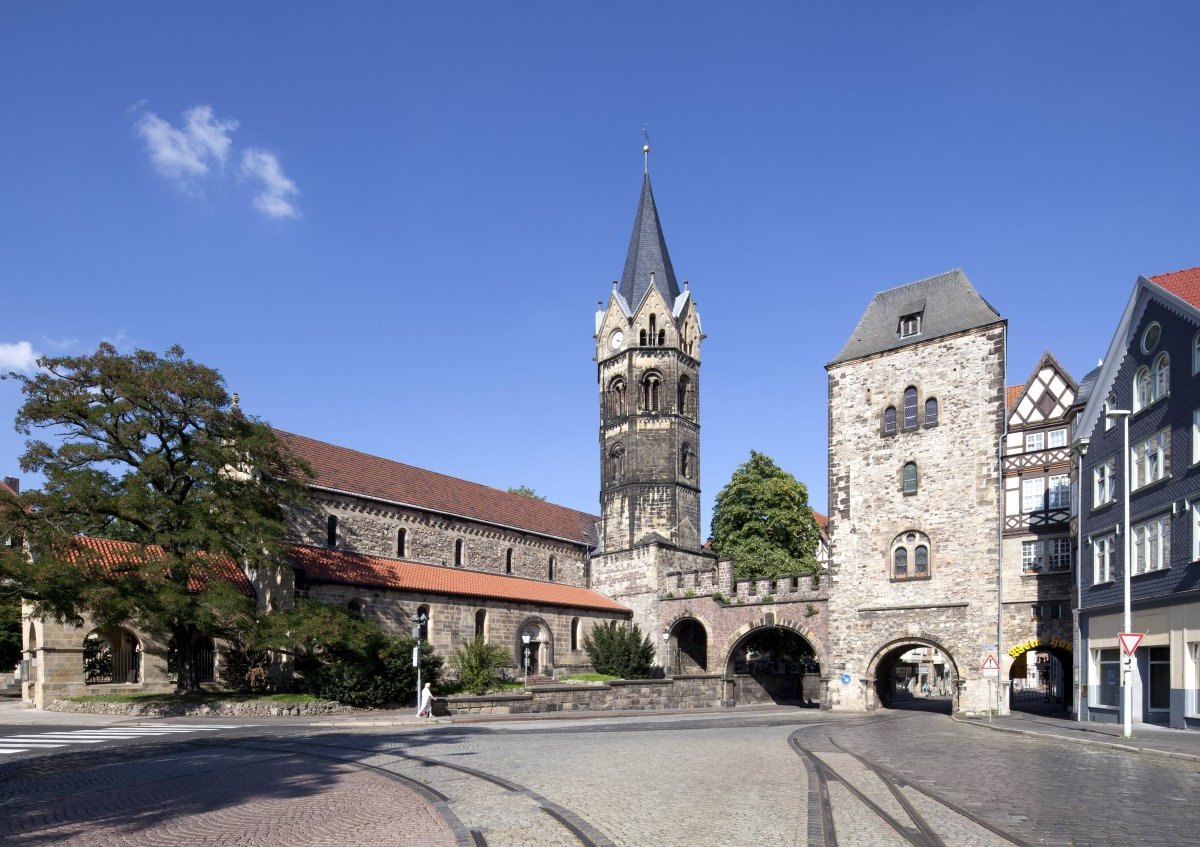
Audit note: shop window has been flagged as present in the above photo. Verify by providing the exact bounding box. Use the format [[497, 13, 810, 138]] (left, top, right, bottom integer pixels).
[[1095, 648, 1120, 707]]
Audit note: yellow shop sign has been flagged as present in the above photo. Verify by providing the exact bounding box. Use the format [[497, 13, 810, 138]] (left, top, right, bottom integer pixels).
[[1008, 637, 1072, 659]]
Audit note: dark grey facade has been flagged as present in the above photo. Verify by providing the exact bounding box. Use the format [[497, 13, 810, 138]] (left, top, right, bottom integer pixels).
[[1077, 273, 1200, 729]]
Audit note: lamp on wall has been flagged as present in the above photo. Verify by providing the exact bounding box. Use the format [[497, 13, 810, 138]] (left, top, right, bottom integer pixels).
[[522, 632, 532, 688]]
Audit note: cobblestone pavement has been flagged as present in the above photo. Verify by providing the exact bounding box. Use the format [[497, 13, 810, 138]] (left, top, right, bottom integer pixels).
[[2, 709, 1199, 846]]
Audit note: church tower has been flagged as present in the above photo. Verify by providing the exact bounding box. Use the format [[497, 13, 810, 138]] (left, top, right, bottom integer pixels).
[[590, 163, 713, 646]]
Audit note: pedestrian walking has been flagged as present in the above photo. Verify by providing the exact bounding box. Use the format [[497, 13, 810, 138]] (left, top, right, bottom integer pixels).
[[417, 682, 434, 718]]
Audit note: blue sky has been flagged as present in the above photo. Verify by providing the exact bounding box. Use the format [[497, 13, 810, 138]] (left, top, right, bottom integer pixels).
[[2, 3, 1198, 530]]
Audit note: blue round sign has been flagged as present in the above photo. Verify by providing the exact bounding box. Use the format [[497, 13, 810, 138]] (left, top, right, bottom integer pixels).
[[840, 673, 852, 686]]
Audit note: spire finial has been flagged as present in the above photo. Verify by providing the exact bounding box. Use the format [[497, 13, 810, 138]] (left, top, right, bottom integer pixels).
[[642, 127, 650, 174]]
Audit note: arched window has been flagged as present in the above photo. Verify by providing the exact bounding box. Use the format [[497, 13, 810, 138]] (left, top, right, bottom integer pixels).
[[417, 605, 430, 641], [903, 461, 918, 494], [649, 314, 657, 345], [639, 329, 647, 346], [642, 374, 661, 412], [903, 387, 918, 429], [548, 556, 556, 581], [347, 599, 364, 616], [571, 617, 580, 651], [475, 609, 486, 640], [609, 443, 625, 484], [1153, 352, 1170, 401], [891, 531, 932, 581], [924, 397, 938, 427], [84, 627, 141, 685], [1133, 366, 1152, 411], [1193, 332, 1200, 375], [680, 443, 692, 479], [396, 528, 407, 558], [883, 406, 897, 436], [454, 538, 464, 567], [505, 548, 513, 574], [609, 377, 627, 417], [677, 374, 690, 416], [326, 515, 337, 547], [657, 329, 665, 345]]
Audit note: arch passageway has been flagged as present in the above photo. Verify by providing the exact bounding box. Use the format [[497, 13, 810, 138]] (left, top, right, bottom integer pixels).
[[869, 639, 958, 714], [726, 626, 820, 707]]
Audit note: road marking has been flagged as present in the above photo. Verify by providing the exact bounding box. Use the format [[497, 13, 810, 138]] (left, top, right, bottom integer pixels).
[[0, 724, 253, 755]]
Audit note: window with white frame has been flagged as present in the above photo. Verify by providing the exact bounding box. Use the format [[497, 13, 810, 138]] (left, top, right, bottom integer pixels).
[[1104, 393, 1117, 430], [1193, 409, 1200, 465], [1132, 514, 1171, 574], [1021, 540, 1043, 572], [1025, 432, 1045, 452], [1093, 534, 1114, 583], [1193, 332, 1200, 376], [1048, 429, 1067, 448], [1134, 366, 1152, 412], [1132, 428, 1170, 490], [1194, 503, 1200, 562], [1096, 648, 1120, 707], [1153, 353, 1170, 400], [1022, 477, 1045, 512], [1048, 474, 1070, 509], [1093, 459, 1116, 506], [1189, 642, 1200, 716], [1047, 537, 1072, 571]]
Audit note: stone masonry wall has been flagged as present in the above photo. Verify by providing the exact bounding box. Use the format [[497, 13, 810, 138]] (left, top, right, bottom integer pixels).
[[826, 324, 1006, 714], [290, 492, 590, 587]]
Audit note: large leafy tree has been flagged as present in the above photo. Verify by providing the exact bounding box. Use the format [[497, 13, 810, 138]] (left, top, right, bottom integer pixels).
[[710, 450, 820, 580], [0, 343, 310, 692]]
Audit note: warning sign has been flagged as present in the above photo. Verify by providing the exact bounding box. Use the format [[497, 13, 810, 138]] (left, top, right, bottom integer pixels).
[[981, 653, 1000, 677], [1118, 632, 1145, 657]]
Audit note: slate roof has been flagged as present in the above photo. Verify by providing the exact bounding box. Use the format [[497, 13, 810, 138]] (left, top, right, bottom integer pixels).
[[830, 269, 1003, 365], [1074, 365, 1101, 409], [276, 430, 599, 547], [68, 536, 255, 598], [1149, 266, 1200, 308], [289, 545, 629, 613], [618, 174, 681, 310]]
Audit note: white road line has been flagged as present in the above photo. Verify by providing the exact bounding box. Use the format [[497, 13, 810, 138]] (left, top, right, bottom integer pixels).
[[0, 748, 32, 755]]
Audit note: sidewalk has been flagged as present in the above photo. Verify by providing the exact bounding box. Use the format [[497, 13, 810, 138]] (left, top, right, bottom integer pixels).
[[956, 709, 1200, 763]]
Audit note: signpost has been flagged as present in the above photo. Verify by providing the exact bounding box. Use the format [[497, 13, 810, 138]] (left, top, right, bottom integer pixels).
[[1118, 632, 1144, 657], [981, 654, 1000, 723]]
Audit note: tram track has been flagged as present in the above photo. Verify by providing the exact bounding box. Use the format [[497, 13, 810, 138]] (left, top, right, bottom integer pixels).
[[789, 717, 1030, 847]]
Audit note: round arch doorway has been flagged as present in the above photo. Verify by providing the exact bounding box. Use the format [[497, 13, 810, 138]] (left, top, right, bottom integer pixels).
[[869, 639, 959, 714], [1009, 645, 1072, 714], [726, 626, 820, 707]]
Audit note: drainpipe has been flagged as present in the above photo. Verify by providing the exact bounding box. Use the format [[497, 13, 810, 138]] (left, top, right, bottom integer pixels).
[[1073, 437, 1089, 720], [996, 333, 1008, 717]]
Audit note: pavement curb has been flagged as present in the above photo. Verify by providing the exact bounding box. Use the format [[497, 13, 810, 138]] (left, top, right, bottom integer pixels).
[[952, 715, 1200, 764]]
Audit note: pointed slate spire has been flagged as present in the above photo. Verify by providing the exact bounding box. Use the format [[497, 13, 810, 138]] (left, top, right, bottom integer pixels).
[[618, 174, 681, 309]]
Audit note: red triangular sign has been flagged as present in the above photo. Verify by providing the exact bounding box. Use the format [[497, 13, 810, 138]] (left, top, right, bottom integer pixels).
[[980, 654, 1000, 670], [1119, 632, 1145, 657]]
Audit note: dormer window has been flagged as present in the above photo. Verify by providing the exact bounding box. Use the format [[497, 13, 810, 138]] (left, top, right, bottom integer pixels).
[[899, 312, 922, 338]]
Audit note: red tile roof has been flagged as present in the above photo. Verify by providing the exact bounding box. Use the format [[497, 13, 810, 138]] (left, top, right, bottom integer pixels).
[[0, 480, 16, 499], [289, 545, 629, 613], [1005, 385, 1024, 410], [277, 430, 598, 547], [1149, 267, 1200, 309], [812, 511, 828, 533], [70, 537, 255, 598]]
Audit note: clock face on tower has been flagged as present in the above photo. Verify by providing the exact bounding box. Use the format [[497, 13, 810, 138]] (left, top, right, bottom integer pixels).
[[610, 330, 624, 350]]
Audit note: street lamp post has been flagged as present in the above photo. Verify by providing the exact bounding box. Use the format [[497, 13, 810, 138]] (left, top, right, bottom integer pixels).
[[411, 612, 427, 712], [662, 631, 670, 678], [522, 633, 531, 688], [1107, 409, 1133, 738]]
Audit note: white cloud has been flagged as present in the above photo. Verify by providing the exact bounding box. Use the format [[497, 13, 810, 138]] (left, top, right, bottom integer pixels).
[[240, 148, 301, 219], [0, 341, 41, 373], [135, 105, 239, 182], [41, 336, 79, 350]]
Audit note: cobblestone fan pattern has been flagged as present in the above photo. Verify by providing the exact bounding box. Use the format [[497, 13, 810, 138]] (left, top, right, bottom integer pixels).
[[822, 713, 1200, 846], [372, 720, 809, 847], [0, 746, 458, 847]]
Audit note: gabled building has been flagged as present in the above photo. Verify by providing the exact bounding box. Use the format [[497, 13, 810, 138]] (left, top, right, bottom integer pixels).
[[1076, 267, 1200, 728]]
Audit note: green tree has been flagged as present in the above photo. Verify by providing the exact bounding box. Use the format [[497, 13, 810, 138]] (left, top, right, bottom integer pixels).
[[0, 343, 311, 693], [452, 636, 512, 695], [583, 621, 655, 679], [259, 600, 442, 706], [710, 450, 820, 580], [506, 486, 545, 501]]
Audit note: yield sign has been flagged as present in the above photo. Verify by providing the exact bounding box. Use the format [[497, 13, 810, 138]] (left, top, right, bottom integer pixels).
[[980, 654, 1000, 671], [1118, 632, 1145, 657]]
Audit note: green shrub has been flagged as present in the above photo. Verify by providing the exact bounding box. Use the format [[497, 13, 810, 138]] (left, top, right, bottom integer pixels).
[[583, 621, 656, 679], [452, 636, 512, 695], [220, 640, 273, 693], [711, 591, 726, 603]]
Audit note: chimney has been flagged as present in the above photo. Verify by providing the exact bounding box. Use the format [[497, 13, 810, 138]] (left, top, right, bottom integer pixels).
[[3, 477, 17, 494]]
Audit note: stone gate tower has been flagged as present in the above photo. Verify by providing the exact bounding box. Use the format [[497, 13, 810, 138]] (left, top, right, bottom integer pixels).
[[590, 169, 715, 651]]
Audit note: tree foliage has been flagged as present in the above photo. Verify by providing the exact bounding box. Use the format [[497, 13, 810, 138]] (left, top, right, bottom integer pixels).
[[506, 485, 545, 501], [710, 450, 820, 580], [582, 621, 656, 679], [258, 600, 443, 707], [0, 343, 311, 692], [452, 636, 512, 695]]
